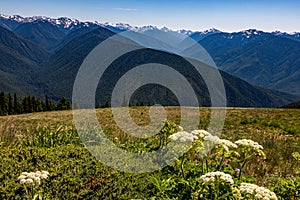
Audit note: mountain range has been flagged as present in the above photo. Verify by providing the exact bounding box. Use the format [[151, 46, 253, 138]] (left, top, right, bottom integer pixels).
[[0, 14, 299, 107], [2, 14, 300, 40]]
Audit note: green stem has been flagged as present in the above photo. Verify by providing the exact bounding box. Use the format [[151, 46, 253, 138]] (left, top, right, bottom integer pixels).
[[218, 152, 225, 171], [209, 185, 213, 200], [216, 178, 220, 200], [164, 132, 167, 146], [181, 153, 186, 178], [31, 185, 34, 199], [206, 159, 209, 173], [201, 158, 204, 174], [239, 150, 249, 180], [239, 159, 248, 180], [158, 135, 162, 149], [24, 185, 29, 199]]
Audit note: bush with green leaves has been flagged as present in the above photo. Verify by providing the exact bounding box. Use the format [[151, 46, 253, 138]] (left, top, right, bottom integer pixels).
[[272, 177, 300, 200]]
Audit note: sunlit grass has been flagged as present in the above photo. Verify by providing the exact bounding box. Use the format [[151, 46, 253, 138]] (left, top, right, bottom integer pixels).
[[0, 107, 299, 199]]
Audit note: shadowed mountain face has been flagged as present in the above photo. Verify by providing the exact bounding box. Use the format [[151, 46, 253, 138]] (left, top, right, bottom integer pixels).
[[0, 26, 49, 96], [14, 21, 66, 50], [197, 31, 300, 96], [39, 27, 116, 100], [37, 28, 298, 107]]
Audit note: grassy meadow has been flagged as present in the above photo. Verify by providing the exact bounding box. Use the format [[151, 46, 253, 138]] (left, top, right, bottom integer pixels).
[[0, 107, 299, 199]]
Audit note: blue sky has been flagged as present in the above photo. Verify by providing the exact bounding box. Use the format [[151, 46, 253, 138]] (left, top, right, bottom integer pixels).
[[1, 0, 300, 32]]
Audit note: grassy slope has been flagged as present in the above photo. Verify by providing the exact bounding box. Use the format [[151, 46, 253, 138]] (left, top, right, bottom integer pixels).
[[0, 107, 299, 199]]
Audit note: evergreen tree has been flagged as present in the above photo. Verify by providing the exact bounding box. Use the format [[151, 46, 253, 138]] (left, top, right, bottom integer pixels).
[[45, 95, 50, 111], [13, 93, 21, 114], [22, 96, 31, 113], [28, 96, 32, 113], [57, 97, 71, 110], [32, 96, 37, 112], [8, 93, 13, 115], [103, 99, 111, 108], [0, 91, 74, 115], [0, 92, 7, 115]]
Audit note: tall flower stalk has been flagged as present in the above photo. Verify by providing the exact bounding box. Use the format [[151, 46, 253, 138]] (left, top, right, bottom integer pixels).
[[234, 139, 266, 180]]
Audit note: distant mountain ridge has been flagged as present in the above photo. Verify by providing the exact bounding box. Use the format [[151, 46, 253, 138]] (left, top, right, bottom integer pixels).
[[1, 14, 300, 40], [0, 14, 299, 108], [197, 30, 300, 96]]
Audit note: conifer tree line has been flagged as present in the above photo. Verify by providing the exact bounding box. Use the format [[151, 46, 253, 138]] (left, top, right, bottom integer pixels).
[[0, 91, 71, 116]]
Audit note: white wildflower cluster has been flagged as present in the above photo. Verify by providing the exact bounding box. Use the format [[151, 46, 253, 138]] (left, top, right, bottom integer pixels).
[[219, 139, 238, 149], [202, 134, 237, 152], [218, 139, 238, 151], [240, 183, 277, 200], [169, 131, 198, 142], [191, 130, 211, 139], [235, 139, 263, 150], [204, 134, 220, 143], [18, 171, 49, 186], [200, 171, 234, 185]]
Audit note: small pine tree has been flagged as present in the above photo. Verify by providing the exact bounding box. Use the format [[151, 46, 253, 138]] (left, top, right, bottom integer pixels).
[[0, 92, 7, 115], [57, 97, 71, 110], [13, 93, 21, 114], [103, 99, 111, 108], [8, 93, 13, 115], [45, 95, 51, 111]]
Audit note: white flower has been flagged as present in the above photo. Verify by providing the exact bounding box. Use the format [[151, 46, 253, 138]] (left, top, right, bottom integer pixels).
[[191, 130, 211, 138], [204, 134, 220, 143], [40, 174, 48, 179], [27, 172, 36, 179], [33, 177, 41, 185], [41, 171, 50, 176], [25, 178, 34, 184], [20, 179, 26, 184], [21, 172, 29, 176], [235, 139, 264, 150], [18, 170, 49, 186], [35, 171, 42, 177], [216, 139, 238, 151], [18, 175, 27, 180], [240, 183, 277, 200], [169, 131, 198, 142], [200, 171, 234, 185], [219, 139, 237, 149]]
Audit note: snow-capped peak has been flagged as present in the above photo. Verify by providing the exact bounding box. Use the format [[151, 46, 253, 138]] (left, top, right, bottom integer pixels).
[[1, 13, 300, 38], [192, 28, 221, 36], [202, 28, 221, 34], [0, 14, 11, 19], [177, 29, 194, 36], [0, 14, 25, 22], [0, 14, 93, 30], [272, 30, 285, 36], [242, 29, 262, 35]]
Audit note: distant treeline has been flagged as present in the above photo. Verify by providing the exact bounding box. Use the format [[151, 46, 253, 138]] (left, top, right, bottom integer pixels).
[[0, 91, 71, 116]]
